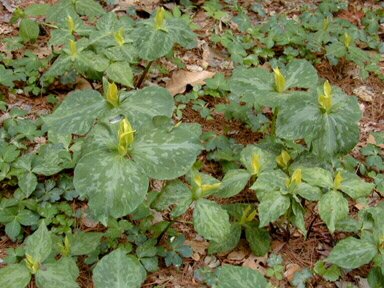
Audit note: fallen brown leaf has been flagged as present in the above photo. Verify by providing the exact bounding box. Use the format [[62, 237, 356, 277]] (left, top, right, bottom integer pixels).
[[166, 70, 215, 96], [284, 263, 301, 282]]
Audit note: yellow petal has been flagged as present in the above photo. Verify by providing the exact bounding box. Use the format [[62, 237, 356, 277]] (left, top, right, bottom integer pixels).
[[318, 81, 332, 113], [276, 150, 291, 168], [344, 33, 352, 49], [69, 40, 77, 58], [155, 7, 166, 30], [333, 171, 344, 190], [118, 118, 135, 156], [67, 15, 75, 34], [323, 80, 332, 98], [251, 154, 261, 176], [194, 174, 202, 188], [106, 82, 119, 107], [114, 27, 125, 46], [273, 67, 286, 93], [291, 169, 302, 185], [201, 182, 221, 193]]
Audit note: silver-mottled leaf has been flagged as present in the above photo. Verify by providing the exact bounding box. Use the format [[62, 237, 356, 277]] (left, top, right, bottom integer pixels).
[[318, 190, 349, 233], [25, 221, 52, 263], [68, 232, 103, 256], [93, 249, 146, 288], [208, 224, 241, 254], [74, 150, 148, 222], [327, 237, 377, 269], [338, 170, 375, 199], [250, 170, 288, 200], [132, 122, 202, 180], [301, 167, 333, 189], [240, 145, 277, 176], [258, 191, 290, 227], [216, 169, 250, 198], [245, 223, 271, 256], [105, 62, 133, 88], [193, 199, 231, 242], [35, 257, 79, 288], [43, 89, 106, 135], [216, 265, 268, 288], [0, 263, 31, 288], [285, 59, 318, 89], [295, 182, 322, 201]]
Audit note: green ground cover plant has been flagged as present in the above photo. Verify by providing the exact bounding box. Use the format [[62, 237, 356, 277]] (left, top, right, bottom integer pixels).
[[0, 0, 383, 287]]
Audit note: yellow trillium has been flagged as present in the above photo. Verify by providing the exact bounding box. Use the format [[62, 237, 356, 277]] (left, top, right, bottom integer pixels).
[[193, 174, 221, 194], [273, 67, 286, 93], [118, 118, 136, 156], [69, 39, 78, 58], [318, 80, 332, 113], [114, 27, 125, 46], [67, 15, 75, 34], [276, 150, 291, 169], [106, 82, 119, 107], [155, 7, 166, 30], [25, 254, 40, 274], [251, 154, 261, 176], [290, 169, 302, 186], [333, 171, 343, 190], [344, 33, 352, 49]]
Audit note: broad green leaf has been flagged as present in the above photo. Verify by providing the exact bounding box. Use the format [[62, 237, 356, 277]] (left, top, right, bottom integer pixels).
[[327, 237, 377, 269], [5, 219, 21, 241], [291, 200, 307, 235], [216, 265, 268, 288], [215, 169, 250, 198], [0, 263, 31, 288], [318, 190, 349, 233], [368, 267, 384, 288], [25, 222, 52, 263], [167, 18, 197, 49], [43, 89, 106, 135], [133, 23, 174, 61], [75, 0, 105, 18], [74, 150, 148, 223], [250, 170, 287, 200], [17, 210, 40, 226], [132, 122, 202, 180], [284, 59, 318, 89], [32, 144, 72, 176], [93, 249, 146, 288], [119, 86, 174, 129], [193, 199, 231, 242], [300, 167, 333, 188], [314, 261, 341, 282], [24, 4, 50, 16], [258, 191, 290, 227], [35, 257, 79, 288], [277, 89, 361, 158], [240, 145, 276, 176], [77, 51, 109, 72], [18, 172, 37, 198], [68, 232, 103, 256], [208, 224, 241, 254], [40, 55, 72, 84], [19, 19, 39, 42], [338, 170, 374, 199], [152, 180, 192, 218], [46, 0, 77, 23], [245, 223, 271, 256], [105, 62, 134, 88], [295, 183, 322, 201]]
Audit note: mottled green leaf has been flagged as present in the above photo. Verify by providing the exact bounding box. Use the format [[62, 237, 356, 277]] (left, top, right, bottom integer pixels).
[[75, 0, 105, 18], [258, 191, 290, 227], [208, 224, 241, 254], [338, 170, 375, 199], [216, 169, 250, 198], [167, 18, 197, 49], [245, 223, 271, 256], [74, 150, 148, 223], [0, 263, 31, 288], [240, 145, 277, 176], [93, 249, 146, 288], [314, 261, 341, 281], [193, 199, 231, 242], [5, 219, 21, 241], [295, 183, 322, 201], [25, 222, 52, 263], [250, 170, 287, 200], [327, 237, 377, 269], [301, 167, 333, 189], [318, 190, 349, 233], [18, 172, 37, 198], [43, 89, 106, 135], [68, 232, 103, 256], [105, 62, 133, 88], [132, 122, 202, 180], [19, 19, 39, 42], [216, 265, 268, 288], [35, 257, 79, 288]]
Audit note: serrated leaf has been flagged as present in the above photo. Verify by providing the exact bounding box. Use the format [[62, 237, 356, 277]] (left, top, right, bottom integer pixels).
[[93, 249, 146, 288], [25, 222, 52, 263], [43, 90, 106, 135], [105, 62, 133, 88], [319, 190, 349, 234], [215, 169, 250, 198], [35, 257, 79, 288], [193, 199, 231, 242], [327, 237, 377, 269], [0, 263, 31, 288], [208, 224, 241, 254], [258, 191, 290, 227], [19, 19, 39, 42], [245, 224, 271, 256], [74, 150, 149, 222], [216, 265, 268, 288]]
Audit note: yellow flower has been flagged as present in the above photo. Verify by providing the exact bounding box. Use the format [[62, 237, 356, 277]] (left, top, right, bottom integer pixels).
[[318, 80, 332, 113], [273, 67, 286, 93], [25, 254, 40, 274], [333, 171, 343, 190], [155, 7, 166, 30], [106, 82, 119, 107], [251, 154, 261, 176], [114, 27, 125, 46], [344, 33, 352, 49], [291, 169, 302, 185], [67, 15, 75, 34], [118, 118, 135, 156], [276, 150, 291, 169]]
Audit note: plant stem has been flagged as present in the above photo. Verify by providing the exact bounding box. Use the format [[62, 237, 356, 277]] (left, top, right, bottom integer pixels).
[[135, 61, 153, 89]]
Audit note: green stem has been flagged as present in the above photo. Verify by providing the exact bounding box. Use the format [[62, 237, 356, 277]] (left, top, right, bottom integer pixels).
[[135, 61, 153, 89]]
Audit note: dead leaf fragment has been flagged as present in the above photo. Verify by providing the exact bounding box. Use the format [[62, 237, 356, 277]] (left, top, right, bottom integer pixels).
[[353, 85, 374, 102], [227, 250, 246, 261], [284, 263, 301, 282], [166, 70, 215, 96]]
